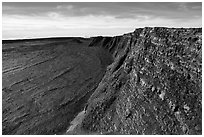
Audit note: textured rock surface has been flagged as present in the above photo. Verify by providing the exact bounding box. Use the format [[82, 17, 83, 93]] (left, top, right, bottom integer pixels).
[[2, 27, 202, 135], [2, 38, 113, 134], [69, 27, 202, 135]]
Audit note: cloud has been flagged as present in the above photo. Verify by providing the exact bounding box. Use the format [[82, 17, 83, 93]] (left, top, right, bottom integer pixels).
[[56, 5, 73, 10], [2, 2, 202, 39], [3, 2, 202, 18], [47, 12, 62, 19]]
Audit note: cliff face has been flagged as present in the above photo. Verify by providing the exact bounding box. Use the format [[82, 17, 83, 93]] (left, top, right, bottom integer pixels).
[[70, 27, 202, 135], [2, 27, 202, 135]]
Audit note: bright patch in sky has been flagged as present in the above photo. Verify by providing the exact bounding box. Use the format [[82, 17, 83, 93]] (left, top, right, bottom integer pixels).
[[2, 2, 202, 39]]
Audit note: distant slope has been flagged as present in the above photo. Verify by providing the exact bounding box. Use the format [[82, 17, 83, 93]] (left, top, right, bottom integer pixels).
[[2, 37, 112, 134]]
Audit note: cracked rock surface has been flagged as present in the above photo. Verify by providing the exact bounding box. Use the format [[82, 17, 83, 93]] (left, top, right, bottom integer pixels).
[[69, 27, 202, 135], [2, 27, 202, 135]]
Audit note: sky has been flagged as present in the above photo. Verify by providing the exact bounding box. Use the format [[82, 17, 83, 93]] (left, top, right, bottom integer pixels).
[[2, 2, 202, 39]]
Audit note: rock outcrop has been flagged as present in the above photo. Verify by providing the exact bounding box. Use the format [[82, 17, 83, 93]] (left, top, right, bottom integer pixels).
[[2, 27, 202, 135], [69, 27, 202, 135]]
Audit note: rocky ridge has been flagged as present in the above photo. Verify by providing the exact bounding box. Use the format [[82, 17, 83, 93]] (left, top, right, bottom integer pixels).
[[2, 27, 202, 135], [68, 27, 202, 135]]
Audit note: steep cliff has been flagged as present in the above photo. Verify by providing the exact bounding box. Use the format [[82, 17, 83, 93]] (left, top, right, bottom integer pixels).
[[2, 27, 202, 135], [68, 27, 202, 135]]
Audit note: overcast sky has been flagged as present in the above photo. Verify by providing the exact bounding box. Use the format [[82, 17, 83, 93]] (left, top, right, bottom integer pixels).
[[2, 2, 202, 39]]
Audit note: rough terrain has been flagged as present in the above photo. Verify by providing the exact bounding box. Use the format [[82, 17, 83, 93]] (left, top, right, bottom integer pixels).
[[2, 27, 202, 135], [2, 37, 113, 134], [68, 27, 202, 135]]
